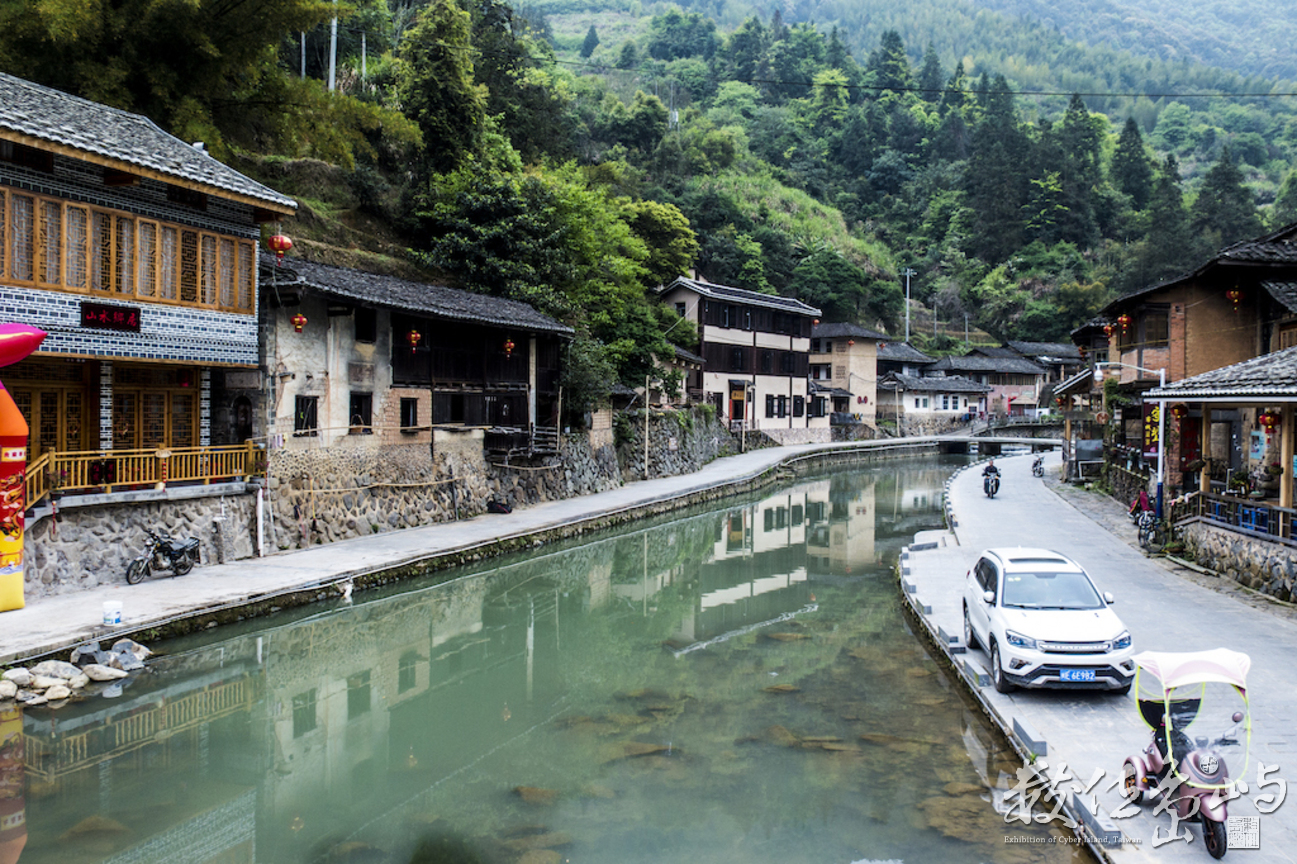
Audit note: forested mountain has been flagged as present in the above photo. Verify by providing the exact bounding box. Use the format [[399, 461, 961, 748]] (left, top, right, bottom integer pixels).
[[2, 0, 1294, 415], [967, 0, 1297, 81]]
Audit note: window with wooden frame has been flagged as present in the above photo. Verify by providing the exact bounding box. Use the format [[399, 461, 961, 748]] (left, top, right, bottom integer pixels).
[[1142, 305, 1169, 347], [0, 187, 256, 313]]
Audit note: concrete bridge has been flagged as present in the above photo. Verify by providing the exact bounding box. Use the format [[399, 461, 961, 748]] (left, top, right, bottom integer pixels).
[[932, 428, 1063, 456]]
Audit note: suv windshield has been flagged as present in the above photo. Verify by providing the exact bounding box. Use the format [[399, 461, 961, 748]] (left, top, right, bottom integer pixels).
[[1001, 571, 1103, 609]]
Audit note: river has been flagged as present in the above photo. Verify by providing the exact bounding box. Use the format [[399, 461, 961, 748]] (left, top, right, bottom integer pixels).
[[5, 454, 1090, 864]]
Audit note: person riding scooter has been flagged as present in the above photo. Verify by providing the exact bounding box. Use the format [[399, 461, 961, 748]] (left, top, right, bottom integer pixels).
[[982, 460, 1001, 498]]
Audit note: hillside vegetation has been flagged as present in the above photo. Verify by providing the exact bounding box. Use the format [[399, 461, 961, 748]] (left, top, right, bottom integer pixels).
[[3, 0, 1295, 415]]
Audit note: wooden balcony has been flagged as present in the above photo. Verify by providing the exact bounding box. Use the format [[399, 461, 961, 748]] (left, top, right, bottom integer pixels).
[[26, 442, 264, 508]]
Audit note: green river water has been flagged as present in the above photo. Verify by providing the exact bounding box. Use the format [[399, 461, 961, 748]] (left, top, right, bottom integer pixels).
[[6, 455, 1090, 864]]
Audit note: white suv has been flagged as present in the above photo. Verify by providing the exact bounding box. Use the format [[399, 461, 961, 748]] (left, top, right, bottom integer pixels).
[[962, 547, 1135, 694]]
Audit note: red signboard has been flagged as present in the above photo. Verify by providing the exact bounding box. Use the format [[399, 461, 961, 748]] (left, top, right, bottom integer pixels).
[[80, 301, 141, 333]]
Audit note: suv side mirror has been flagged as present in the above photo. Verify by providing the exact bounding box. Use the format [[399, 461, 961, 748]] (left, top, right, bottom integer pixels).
[[1103, 591, 1115, 605], [982, 590, 994, 605]]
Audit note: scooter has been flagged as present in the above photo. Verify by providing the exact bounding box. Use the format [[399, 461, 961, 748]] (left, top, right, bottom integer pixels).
[[126, 528, 200, 584], [1031, 455, 1044, 477], [983, 472, 1000, 498], [1121, 649, 1251, 859]]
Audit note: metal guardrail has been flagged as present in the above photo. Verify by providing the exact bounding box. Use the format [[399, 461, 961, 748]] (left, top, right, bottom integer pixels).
[[1194, 491, 1296, 542], [26, 442, 263, 508]]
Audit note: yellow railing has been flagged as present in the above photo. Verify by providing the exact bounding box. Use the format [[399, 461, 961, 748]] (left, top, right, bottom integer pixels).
[[23, 677, 253, 780], [26, 442, 264, 508]]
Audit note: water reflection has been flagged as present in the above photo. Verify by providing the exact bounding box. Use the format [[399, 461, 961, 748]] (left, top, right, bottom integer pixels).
[[14, 458, 1089, 864]]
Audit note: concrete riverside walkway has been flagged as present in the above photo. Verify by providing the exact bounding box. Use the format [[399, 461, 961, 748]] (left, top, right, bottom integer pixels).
[[902, 450, 1297, 864], [0, 437, 945, 665]]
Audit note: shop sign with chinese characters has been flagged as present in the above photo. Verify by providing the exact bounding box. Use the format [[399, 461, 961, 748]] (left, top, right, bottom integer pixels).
[[80, 301, 141, 333]]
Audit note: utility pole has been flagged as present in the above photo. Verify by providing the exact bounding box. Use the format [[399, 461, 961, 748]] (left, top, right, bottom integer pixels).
[[328, 0, 338, 92], [901, 268, 915, 342]]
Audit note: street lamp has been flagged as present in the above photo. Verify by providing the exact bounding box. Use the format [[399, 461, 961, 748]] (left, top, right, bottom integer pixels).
[[1097, 361, 1167, 517]]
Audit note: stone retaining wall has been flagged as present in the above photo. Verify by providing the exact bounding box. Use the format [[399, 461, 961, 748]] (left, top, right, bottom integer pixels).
[[24, 408, 730, 594], [24, 494, 256, 599], [1179, 519, 1297, 602], [614, 408, 739, 482]]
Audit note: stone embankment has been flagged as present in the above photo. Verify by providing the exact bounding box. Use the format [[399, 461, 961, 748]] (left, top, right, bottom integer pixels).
[[23, 408, 733, 597]]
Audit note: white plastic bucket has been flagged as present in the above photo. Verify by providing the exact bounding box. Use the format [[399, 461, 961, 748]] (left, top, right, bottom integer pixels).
[[102, 600, 122, 626]]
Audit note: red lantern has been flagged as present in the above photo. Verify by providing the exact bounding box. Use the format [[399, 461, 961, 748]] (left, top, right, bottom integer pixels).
[[503, 337, 516, 357], [1117, 313, 1132, 332], [1078, 345, 1087, 358], [407, 329, 421, 355], [1171, 404, 1189, 421], [1259, 410, 1280, 432], [1226, 287, 1243, 310], [267, 233, 293, 264], [848, 338, 856, 347], [1103, 323, 1115, 338], [291, 312, 307, 333]]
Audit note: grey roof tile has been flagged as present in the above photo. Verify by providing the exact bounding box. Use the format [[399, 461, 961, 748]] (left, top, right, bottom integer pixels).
[[928, 354, 1046, 375], [879, 372, 991, 393], [1147, 346, 1297, 400], [1007, 340, 1083, 360], [665, 276, 820, 317], [261, 254, 572, 336], [876, 342, 934, 363], [0, 72, 295, 211], [812, 322, 889, 340]]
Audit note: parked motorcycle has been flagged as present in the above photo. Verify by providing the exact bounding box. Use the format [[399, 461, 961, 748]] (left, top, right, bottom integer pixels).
[[1031, 455, 1044, 477], [1121, 649, 1251, 859], [126, 528, 200, 584]]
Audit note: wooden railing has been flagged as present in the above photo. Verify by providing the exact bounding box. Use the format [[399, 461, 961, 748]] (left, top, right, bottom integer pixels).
[[25, 442, 264, 508]]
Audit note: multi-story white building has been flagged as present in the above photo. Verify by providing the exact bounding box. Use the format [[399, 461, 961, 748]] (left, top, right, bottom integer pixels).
[[659, 277, 825, 443]]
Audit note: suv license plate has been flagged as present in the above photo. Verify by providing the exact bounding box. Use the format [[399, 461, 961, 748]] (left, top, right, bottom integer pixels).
[[1061, 669, 1096, 682]]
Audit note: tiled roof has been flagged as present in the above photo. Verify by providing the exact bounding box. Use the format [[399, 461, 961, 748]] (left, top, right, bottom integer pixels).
[[1104, 227, 1297, 313], [812, 322, 889, 340], [809, 382, 854, 397], [928, 354, 1046, 375], [665, 277, 820, 317], [969, 346, 1020, 359], [0, 72, 295, 212], [1007, 340, 1083, 361], [879, 372, 991, 394], [1146, 346, 1297, 400], [876, 342, 934, 363], [1055, 368, 1095, 396], [1261, 281, 1297, 315], [671, 344, 704, 365], [261, 255, 573, 336]]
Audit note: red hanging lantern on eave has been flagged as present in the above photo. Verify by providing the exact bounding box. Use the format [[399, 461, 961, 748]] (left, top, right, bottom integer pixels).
[[1117, 313, 1132, 332], [1170, 403, 1189, 421], [407, 329, 422, 355], [1259, 409, 1280, 432], [848, 338, 856, 347], [267, 233, 293, 264], [291, 312, 307, 333], [503, 337, 516, 357], [1226, 287, 1244, 310], [1103, 323, 1115, 338]]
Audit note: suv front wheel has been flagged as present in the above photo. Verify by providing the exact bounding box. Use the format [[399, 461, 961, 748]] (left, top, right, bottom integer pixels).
[[990, 641, 1015, 694], [963, 605, 981, 651]]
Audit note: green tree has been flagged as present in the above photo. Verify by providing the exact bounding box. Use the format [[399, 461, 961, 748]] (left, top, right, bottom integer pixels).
[[917, 43, 943, 103], [1271, 169, 1297, 228], [624, 199, 700, 288], [395, 0, 487, 174], [866, 30, 912, 94], [1191, 148, 1262, 248], [1111, 117, 1154, 209], [0, 0, 418, 162], [581, 24, 599, 59], [646, 8, 717, 61]]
